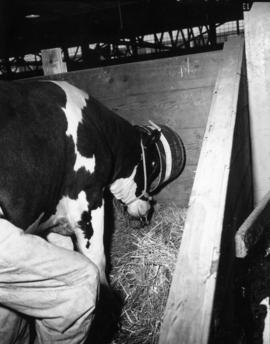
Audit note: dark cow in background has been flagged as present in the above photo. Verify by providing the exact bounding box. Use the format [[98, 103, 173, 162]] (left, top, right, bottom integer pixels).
[[0, 80, 185, 291]]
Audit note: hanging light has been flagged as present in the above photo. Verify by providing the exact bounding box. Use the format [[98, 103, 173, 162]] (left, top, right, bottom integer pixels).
[[25, 14, 40, 19]]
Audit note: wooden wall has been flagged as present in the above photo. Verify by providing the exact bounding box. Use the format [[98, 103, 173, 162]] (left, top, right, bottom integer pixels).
[[245, 3, 270, 205], [159, 38, 251, 344], [40, 51, 221, 207]]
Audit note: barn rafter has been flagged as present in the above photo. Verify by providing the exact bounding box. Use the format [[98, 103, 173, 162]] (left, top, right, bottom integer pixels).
[[0, 0, 252, 79]]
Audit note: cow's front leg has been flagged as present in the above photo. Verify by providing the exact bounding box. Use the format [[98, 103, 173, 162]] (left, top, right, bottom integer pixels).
[[42, 191, 108, 286], [74, 199, 108, 287]]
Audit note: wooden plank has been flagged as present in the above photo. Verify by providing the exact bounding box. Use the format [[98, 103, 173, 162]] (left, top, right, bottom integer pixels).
[[105, 87, 213, 129], [245, 3, 270, 204], [159, 37, 244, 344], [41, 48, 67, 75], [180, 128, 205, 166], [156, 165, 197, 207], [43, 51, 221, 99]]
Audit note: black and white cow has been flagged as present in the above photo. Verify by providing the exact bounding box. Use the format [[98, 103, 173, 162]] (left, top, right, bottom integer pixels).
[[0, 80, 184, 288]]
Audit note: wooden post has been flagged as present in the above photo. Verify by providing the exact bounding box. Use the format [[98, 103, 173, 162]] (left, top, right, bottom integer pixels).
[[41, 48, 67, 75], [159, 37, 244, 344], [245, 3, 270, 205]]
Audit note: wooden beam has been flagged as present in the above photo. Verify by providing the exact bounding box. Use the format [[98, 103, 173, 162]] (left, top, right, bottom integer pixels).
[[159, 37, 244, 344], [245, 3, 270, 205], [41, 48, 67, 76]]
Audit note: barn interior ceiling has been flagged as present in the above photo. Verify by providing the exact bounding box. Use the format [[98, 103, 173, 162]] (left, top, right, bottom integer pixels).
[[0, 0, 251, 79]]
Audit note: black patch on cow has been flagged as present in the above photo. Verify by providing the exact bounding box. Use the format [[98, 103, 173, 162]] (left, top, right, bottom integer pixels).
[[0, 81, 68, 228], [78, 211, 93, 248]]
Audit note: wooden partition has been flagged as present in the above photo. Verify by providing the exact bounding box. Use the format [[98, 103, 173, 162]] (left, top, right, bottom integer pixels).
[[245, 3, 270, 205], [39, 50, 221, 207], [159, 37, 252, 344]]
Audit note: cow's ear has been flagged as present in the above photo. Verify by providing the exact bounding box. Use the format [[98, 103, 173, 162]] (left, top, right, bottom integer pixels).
[[143, 129, 160, 147]]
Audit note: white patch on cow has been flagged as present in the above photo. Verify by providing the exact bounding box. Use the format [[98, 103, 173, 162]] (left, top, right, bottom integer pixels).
[[50, 81, 96, 174], [0, 207, 3, 217], [54, 190, 89, 227], [39, 191, 89, 232], [41, 192, 107, 284], [110, 166, 150, 217], [159, 132, 172, 183]]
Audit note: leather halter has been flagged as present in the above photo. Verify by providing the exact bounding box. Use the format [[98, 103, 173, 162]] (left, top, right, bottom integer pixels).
[[126, 139, 152, 206]]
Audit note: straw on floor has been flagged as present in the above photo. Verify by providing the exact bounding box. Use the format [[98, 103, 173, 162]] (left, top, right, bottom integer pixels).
[[109, 202, 186, 344]]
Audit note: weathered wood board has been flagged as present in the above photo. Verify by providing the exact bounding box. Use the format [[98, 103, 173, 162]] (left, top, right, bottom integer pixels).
[[245, 2, 270, 205], [38, 50, 221, 207], [158, 37, 251, 344], [41, 48, 67, 75]]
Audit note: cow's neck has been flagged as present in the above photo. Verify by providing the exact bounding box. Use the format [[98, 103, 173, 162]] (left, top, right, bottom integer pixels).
[[110, 125, 140, 183], [89, 101, 141, 182]]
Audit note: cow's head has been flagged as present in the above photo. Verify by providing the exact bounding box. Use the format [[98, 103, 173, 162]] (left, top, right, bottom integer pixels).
[[110, 122, 186, 226]]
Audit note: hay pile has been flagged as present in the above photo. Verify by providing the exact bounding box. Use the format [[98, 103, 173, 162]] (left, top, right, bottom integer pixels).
[[109, 202, 186, 344]]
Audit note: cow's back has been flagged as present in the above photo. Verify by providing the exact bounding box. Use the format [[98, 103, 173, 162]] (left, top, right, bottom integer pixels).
[[0, 81, 70, 228]]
